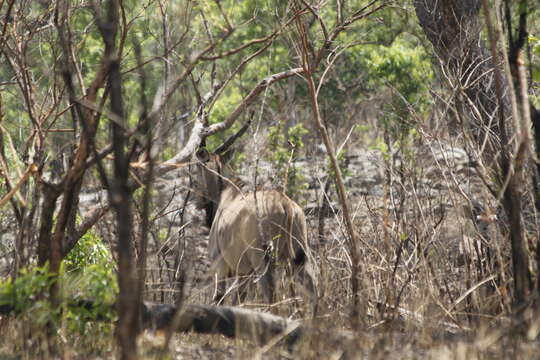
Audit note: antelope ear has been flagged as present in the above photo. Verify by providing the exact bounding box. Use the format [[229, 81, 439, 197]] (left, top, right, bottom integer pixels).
[[221, 147, 235, 164], [196, 148, 211, 162]]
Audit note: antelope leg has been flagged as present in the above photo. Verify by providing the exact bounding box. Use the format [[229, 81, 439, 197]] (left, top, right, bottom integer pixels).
[[232, 276, 249, 305], [259, 257, 275, 305], [212, 258, 228, 304]]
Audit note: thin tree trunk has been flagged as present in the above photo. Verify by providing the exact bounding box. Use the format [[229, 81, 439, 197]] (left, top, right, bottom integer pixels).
[[481, 0, 532, 308], [294, 6, 362, 328], [103, 0, 139, 358]]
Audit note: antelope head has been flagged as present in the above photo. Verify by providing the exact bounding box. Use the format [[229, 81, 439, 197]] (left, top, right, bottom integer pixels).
[[193, 147, 234, 228]]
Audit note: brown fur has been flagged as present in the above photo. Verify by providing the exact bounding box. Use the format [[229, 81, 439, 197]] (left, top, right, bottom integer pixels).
[[194, 149, 317, 309]]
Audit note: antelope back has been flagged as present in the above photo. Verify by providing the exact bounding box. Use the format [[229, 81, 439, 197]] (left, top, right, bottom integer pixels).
[[207, 188, 318, 308], [195, 147, 318, 307], [209, 189, 315, 276]]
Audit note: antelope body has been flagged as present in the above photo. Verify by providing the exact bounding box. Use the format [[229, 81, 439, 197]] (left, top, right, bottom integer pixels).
[[195, 148, 317, 308]]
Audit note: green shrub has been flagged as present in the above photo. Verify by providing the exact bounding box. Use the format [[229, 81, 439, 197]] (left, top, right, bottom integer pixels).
[[64, 230, 113, 272], [0, 231, 117, 350], [0, 264, 57, 324]]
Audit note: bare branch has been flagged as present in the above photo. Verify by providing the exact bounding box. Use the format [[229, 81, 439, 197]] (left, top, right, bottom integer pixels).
[[293, 0, 363, 329], [0, 163, 37, 208], [205, 68, 304, 136], [214, 112, 253, 154], [200, 31, 279, 61]]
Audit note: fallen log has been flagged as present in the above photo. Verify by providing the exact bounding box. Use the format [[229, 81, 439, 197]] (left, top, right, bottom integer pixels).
[[143, 302, 303, 346], [0, 300, 304, 347]]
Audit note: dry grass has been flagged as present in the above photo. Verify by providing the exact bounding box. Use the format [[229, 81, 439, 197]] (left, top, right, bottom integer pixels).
[[1, 134, 539, 359]]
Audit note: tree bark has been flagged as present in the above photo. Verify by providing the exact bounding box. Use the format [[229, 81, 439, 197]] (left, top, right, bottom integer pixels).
[[414, 0, 509, 165], [415, 0, 533, 309], [100, 1, 139, 359]]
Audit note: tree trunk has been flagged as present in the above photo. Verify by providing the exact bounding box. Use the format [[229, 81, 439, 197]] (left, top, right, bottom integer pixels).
[[415, 0, 533, 309], [414, 0, 509, 166], [110, 50, 139, 360]]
